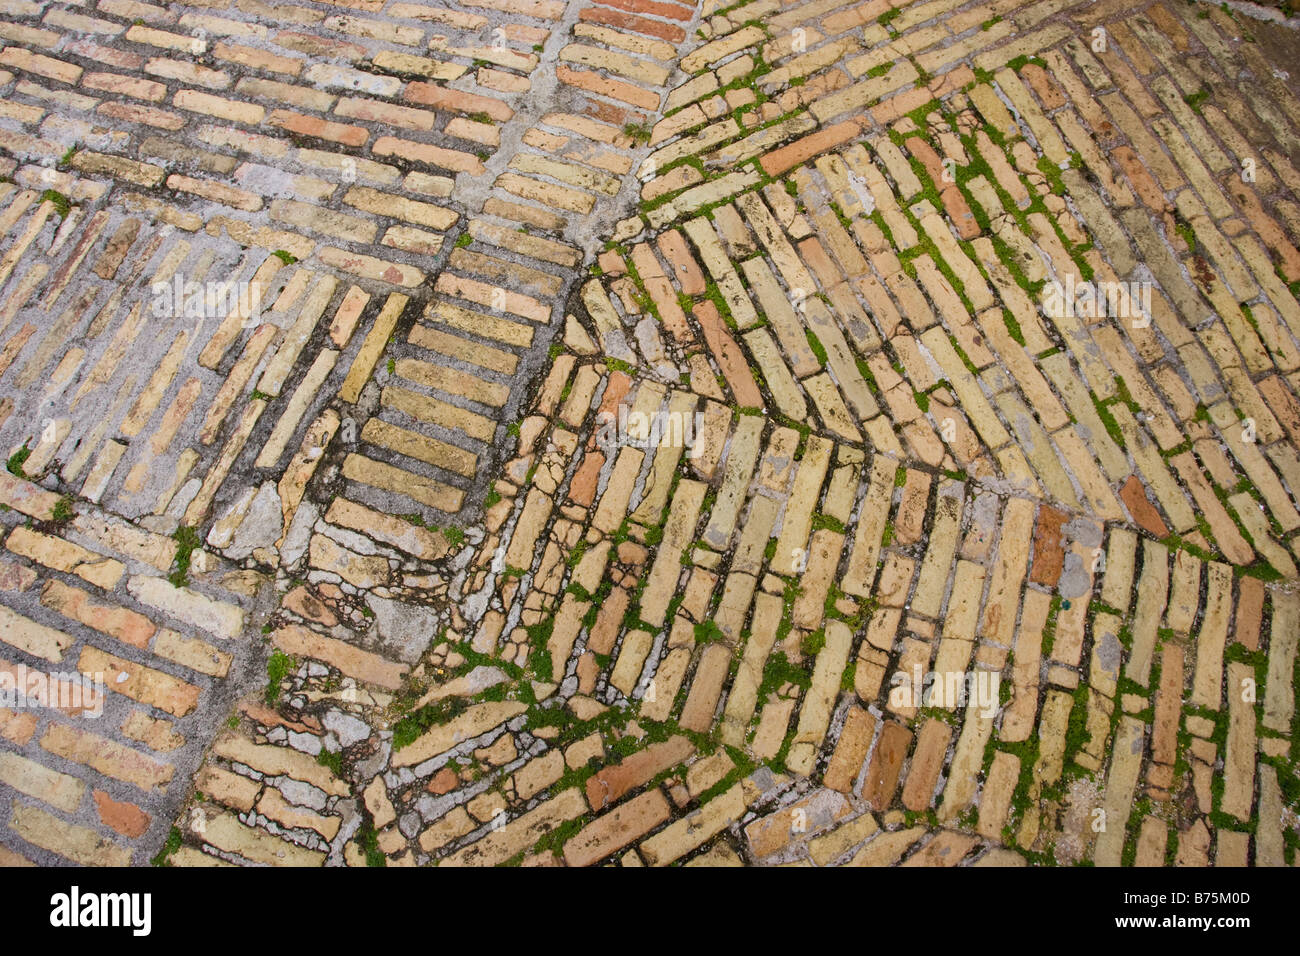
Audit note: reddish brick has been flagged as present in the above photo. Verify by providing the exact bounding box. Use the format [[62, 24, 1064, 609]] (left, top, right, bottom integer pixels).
[[862, 721, 912, 810], [372, 136, 484, 174], [40, 579, 156, 649], [1233, 577, 1263, 651], [563, 788, 670, 866], [0, 707, 38, 745], [760, 120, 861, 178], [1029, 505, 1068, 587], [283, 586, 339, 628], [594, 0, 693, 22], [93, 789, 151, 838], [585, 735, 694, 810], [402, 82, 513, 122], [578, 5, 685, 42], [40, 723, 174, 791], [96, 101, 185, 130], [901, 718, 951, 812], [678, 643, 731, 733], [427, 766, 460, 795], [824, 705, 876, 793], [557, 64, 659, 111], [568, 451, 605, 507], [1119, 476, 1169, 539], [267, 109, 368, 146], [693, 300, 762, 408]]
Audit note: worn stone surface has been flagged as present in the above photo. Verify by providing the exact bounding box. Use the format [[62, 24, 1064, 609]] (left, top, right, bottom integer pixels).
[[0, 0, 1297, 873]]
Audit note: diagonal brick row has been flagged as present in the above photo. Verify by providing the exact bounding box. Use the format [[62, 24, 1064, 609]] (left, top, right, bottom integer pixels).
[[1, 0, 1298, 869]]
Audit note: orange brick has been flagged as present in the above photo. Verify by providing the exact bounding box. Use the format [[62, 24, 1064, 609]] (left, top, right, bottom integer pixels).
[[212, 41, 302, 76], [78, 646, 200, 717], [267, 108, 367, 146], [41, 722, 174, 791], [174, 89, 265, 124], [0, 706, 38, 745], [93, 789, 151, 838], [556, 63, 658, 111], [563, 788, 670, 866], [96, 100, 185, 130], [760, 120, 861, 177], [82, 71, 166, 101], [402, 81, 513, 122], [41, 579, 156, 649], [372, 136, 484, 174]]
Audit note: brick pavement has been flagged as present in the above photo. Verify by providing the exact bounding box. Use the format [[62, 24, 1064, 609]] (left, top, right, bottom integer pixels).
[[0, 0, 1297, 868]]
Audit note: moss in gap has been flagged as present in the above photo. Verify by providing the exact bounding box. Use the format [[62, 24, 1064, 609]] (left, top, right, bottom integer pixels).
[[50, 494, 75, 524], [392, 696, 469, 751], [531, 814, 586, 858], [40, 189, 71, 219], [526, 618, 555, 682], [758, 652, 812, 701], [801, 630, 826, 656], [150, 826, 183, 866], [272, 249, 297, 264], [316, 748, 342, 776], [805, 329, 827, 366], [169, 524, 202, 588], [358, 820, 386, 867], [694, 619, 725, 644], [1091, 394, 1126, 448], [6, 443, 31, 477], [265, 650, 296, 706]]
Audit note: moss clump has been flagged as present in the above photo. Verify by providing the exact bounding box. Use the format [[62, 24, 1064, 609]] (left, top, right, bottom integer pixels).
[[40, 189, 71, 218], [168, 524, 201, 587], [265, 651, 296, 706], [150, 826, 183, 866], [6, 443, 31, 477]]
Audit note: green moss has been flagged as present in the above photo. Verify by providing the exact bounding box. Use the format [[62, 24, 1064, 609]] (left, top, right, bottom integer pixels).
[[800, 630, 826, 656], [315, 748, 342, 776], [1092, 394, 1125, 449], [272, 249, 297, 264], [392, 696, 468, 751], [694, 619, 725, 644], [40, 189, 70, 219], [1183, 86, 1211, 115], [804, 329, 827, 366], [758, 652, 812, 701], [531, 814, 586, 858], [6, 443, 31, 478], [622, 121, 652, 144], [150, 826, 183, 866], [526, 618, 555, 681], [357, 820, 386, 867], [265, 650, 296, 706], [169, 524, 202, 588]]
